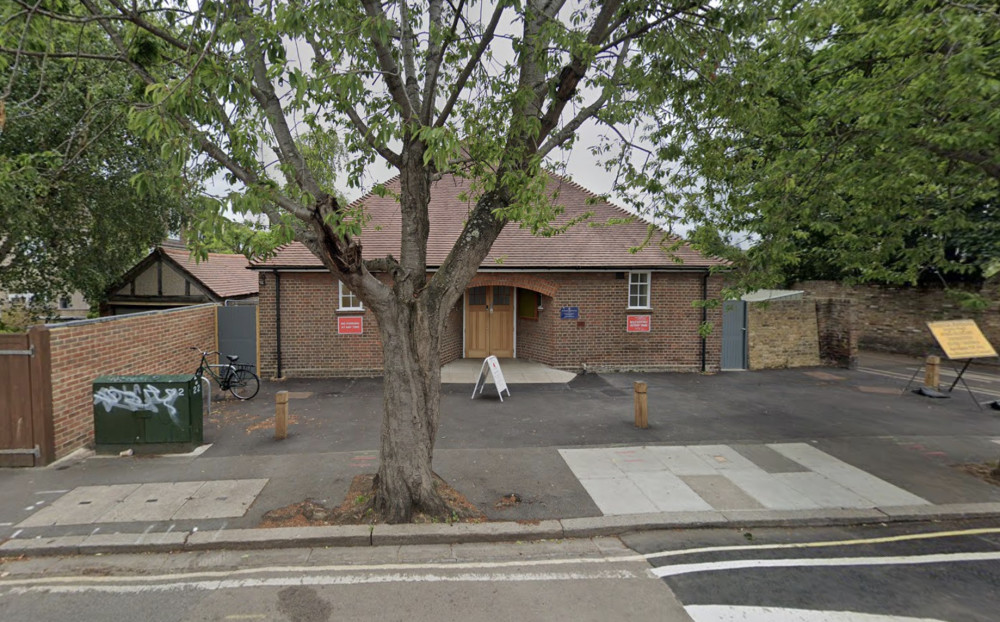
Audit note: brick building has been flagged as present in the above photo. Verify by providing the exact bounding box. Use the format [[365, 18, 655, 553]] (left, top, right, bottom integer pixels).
[[251, 174, 727, 378]]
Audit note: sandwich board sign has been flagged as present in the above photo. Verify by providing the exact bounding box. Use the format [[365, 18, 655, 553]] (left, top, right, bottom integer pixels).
[[927, 319, 997, 360], [472, 355, 511, 402], [924, 319, 998, 401]]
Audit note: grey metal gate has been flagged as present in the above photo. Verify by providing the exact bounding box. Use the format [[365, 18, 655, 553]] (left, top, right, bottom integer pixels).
[[217, 304, 258, 371], [721, 300, 748, 370]]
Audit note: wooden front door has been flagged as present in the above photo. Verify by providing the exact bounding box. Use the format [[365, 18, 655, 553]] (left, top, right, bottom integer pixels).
[[465, 286, 514, 358]]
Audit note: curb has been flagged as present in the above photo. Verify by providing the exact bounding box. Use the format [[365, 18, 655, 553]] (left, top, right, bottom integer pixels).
[[4, 504, 1000, 557]]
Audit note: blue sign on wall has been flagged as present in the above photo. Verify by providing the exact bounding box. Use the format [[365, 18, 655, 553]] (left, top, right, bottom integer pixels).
[[560, 306, 580, 320]]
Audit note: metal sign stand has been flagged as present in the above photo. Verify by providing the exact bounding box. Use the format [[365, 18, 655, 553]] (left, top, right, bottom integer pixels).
[[472, 355, 511, 402], [913, 320, 999, 409]]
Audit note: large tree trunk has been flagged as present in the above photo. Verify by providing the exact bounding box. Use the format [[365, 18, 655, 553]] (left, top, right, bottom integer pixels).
[[371, 297, 449, 522]]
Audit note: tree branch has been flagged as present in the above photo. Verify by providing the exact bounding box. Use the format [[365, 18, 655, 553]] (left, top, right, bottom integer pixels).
[[537, 39, 632, 157], [397, 0, 422, 115], [306, 39, 403, 167], [237, 5, 325, 201], [359, 0, 415, 121], [435, 0, 506, 127], [536, 0, 624, 145], [924, 142, 1000, 180], [0, 46, 127, 63], [421, 0, 463, 124]]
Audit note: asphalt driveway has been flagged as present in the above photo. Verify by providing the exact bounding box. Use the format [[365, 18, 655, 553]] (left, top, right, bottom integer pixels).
[[203, 353, 1000, 460]]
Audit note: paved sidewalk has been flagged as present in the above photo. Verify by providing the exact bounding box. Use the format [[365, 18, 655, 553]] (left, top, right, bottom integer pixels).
[[3, 359, 1000, 556]]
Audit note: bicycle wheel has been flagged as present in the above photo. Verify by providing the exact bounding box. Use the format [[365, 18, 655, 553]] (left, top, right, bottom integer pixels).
[[229, 369, 260, 400]]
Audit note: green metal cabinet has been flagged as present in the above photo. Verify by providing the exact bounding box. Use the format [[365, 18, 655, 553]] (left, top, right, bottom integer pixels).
[[93, 375, 203, 451]]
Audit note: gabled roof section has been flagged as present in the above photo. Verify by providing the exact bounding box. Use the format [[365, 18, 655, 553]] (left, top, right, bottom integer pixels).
[[251, 173, 727, 270], [160, 247, 258, 298]]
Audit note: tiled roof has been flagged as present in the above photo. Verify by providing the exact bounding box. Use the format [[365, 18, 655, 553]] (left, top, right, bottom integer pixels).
[[251, 173, 726, 270], [161, 247, 258, 298]]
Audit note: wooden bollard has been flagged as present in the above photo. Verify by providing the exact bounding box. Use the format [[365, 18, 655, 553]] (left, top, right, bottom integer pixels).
[[925, 355, 940, 390], [275, 391, 289, 440], [634, 381, 648, 429]]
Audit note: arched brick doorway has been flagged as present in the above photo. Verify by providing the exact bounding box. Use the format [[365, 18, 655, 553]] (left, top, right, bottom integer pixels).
[[464, 275, 559, 358]]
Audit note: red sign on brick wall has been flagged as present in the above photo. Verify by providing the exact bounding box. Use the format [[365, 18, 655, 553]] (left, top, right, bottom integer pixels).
[[627, 315, 651, 332], [338, 316, 363, 335]]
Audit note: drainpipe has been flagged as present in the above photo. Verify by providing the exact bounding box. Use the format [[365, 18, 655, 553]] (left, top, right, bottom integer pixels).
[[274, 270, 283, 379], [701, 270, 709, 373]]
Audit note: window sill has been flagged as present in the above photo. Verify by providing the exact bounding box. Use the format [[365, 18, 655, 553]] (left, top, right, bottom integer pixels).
[[336, 308, 365, 314]]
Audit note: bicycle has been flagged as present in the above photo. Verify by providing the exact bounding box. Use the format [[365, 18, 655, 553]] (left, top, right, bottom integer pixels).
[[191, 347, 260, 400]]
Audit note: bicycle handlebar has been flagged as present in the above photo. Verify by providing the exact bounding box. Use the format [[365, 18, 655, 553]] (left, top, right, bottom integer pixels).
[[191, 347, 221, 356]]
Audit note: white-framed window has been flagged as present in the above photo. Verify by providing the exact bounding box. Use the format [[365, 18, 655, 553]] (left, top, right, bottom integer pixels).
[[338, 281, 363, 311], [628, 271, 651, 309]]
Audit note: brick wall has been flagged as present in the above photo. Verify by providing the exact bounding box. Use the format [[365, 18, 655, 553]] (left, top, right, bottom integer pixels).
[[796, 280, 1000, 355], [259, 270, 724, 376], [747, 300, 821, 370], [816, 299, 858, 368], [531, 272, 723, 372], [440, 302, 463, 365], [48, 305, 216, 459], [515, 293, 553, 364], [258, 271, 462, 378]]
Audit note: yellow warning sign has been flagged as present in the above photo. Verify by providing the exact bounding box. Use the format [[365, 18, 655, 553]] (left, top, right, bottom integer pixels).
[[927, 319, 997, 360]]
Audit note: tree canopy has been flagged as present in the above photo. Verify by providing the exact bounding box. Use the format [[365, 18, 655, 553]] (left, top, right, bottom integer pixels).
[[0, 6, 190, 306], [647, 0, 1000, 289], [1, 0, 757, 521], [12, 0, 996, 520]]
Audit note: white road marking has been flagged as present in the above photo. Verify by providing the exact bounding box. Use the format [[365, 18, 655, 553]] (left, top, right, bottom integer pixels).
[[3, 570, 641, 595], [35, 490, 69, 495], [0, 555, 647, 588], [0, 523, 12, 527], [684, 605, 947, 622], [652, 551, 1000, 578], [10, 530, 22, 538], [645, 526, 1000, 561]]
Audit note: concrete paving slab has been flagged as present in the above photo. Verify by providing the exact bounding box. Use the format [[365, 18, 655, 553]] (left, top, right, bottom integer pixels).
[[612, 448, 667, 473], [774, 472, 875, 509], [558, 448, 625, 479], [15, 484, 141, 527], [680, 474, 766, 510], [626, 471, 714, 512], [688, 445, 761, 472], [99, 481, 206, 523], [731, 444, 810, 474], [441, 358, 575, 384], [577, 477, 659, 515], [645, 446, 719, 475], [769, 443, 930, 506], [171, 478, 268, 520], [722, 470, 822, 510]]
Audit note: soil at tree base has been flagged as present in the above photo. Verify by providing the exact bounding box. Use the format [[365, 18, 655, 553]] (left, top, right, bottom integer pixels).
[[956, 462, 1000, 488], [257, 474, 487, 527]]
